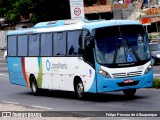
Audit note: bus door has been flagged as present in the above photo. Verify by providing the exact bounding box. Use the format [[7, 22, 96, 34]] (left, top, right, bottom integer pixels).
[[83, 30, 96, 92]]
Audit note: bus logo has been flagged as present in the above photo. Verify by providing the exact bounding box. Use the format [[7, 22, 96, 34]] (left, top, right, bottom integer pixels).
[[46, 60, 51, 71]]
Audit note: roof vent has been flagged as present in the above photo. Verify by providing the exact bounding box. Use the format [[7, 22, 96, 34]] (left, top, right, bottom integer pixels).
[[34, 20, 65, 28]]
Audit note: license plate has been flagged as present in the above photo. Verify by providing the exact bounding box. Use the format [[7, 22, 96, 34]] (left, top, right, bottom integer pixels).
[[124, 79, 134, 83]]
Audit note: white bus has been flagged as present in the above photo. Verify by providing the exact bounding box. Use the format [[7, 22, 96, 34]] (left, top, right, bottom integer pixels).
[[7, 19, 153, 99]]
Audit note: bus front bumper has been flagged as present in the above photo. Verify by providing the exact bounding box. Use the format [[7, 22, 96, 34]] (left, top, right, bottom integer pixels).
[[96, 70, 153, 93]]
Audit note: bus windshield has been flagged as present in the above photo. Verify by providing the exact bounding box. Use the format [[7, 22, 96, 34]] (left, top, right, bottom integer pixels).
[[94, 25, 151, 67]]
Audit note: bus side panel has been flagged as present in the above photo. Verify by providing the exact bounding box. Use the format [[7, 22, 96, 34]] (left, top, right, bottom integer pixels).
[[25, 57, 43, 88], [42, 57, 88, 91], [12, 56, 97, 92], [84, 63, 97, 93], [40, 57, 96, 92], [41, 74, 52, 89], [7, 57, 28, 86]]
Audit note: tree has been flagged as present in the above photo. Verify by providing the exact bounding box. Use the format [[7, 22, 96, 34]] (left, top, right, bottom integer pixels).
[[0, 0, 36, 24], [0, 0, 71, 24]]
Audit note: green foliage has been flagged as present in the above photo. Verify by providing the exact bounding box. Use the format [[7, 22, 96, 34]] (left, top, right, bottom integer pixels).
[[0, 0, 70, 24], [153, 78, 160, 89], [0, 0, 37, 24], [148, 33, 160, 39], [6, 12, 18, 24], [30, 13, 40, 24], [148, 34, 152, 39]]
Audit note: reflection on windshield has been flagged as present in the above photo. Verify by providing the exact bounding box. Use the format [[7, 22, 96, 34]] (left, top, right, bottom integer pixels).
[[94, 25, 151, 65]]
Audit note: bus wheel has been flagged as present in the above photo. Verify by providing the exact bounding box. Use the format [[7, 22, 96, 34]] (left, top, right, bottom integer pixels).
[[75, 80, 84, 99], [30, 77, 40, 95], [123, 89, 136, 97]]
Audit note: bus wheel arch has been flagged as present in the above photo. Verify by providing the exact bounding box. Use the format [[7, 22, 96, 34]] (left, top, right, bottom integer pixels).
[[74, 76, 85, 99], [29, 74, 40, 95]]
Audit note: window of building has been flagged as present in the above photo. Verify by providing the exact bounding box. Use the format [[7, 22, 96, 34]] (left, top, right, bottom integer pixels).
[[18, 35, 28, 56], [8, 36, 17, 56], [41, 33, 52, 56], [29, 34, 40, 56], [67, 30, 82, 55], [53, 32, 66, 56]]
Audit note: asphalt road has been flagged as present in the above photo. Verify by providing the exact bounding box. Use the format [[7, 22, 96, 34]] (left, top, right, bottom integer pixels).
[[153, 63, 160, 78], [0, 53, 160, 119]]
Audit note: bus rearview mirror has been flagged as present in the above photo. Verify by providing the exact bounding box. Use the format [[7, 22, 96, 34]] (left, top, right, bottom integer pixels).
[[85, 35, 92, 47]]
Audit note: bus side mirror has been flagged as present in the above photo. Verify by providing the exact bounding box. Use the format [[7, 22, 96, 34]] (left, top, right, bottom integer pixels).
[[83, 35, 94, 66], [85, 40, 91, 47], [85, 35, 92, 47], [83, 35, 92, 61]]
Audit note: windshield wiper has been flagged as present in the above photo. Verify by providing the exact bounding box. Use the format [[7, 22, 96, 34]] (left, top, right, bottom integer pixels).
[[113, 37, 120, 64], [125, 38, 141, 61], [113, 38, 120, 63]]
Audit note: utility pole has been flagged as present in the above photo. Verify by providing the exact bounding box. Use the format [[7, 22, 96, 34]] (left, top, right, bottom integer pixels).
[[121, 5, 123, 19]]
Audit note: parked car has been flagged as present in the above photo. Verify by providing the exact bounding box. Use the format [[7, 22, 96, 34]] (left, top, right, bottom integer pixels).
[[3, 50, 7, 62], [149, 42, 160, 65]]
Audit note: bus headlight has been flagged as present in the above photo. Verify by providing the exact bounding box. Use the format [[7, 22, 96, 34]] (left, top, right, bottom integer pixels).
[[98, 68, 111, 78], [144, 65, 152, 74]]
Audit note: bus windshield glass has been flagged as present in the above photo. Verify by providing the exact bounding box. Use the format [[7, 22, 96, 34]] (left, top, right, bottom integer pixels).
[[94, 25, 151, 67]]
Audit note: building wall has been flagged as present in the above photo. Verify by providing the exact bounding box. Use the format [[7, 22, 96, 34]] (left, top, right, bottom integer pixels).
[[0, 31, 7, 49]]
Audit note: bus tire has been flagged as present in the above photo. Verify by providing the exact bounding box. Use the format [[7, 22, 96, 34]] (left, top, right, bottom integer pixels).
[[30, 76, 40, 96], [123, 89, 136, 97], [74, 80, 84, 99]]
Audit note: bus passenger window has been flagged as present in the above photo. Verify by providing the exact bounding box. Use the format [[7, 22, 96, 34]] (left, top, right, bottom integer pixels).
[[41, 33, 52, 56], [8, 36, 17, 56], [18, 35, 28, 56], [53, 32, 66, 56], [29, 34, 40, 56], [67, 31, 81, 55]]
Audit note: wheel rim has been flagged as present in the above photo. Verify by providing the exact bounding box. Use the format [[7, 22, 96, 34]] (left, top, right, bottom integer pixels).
[[76, 82, 84, 98], [31, 81, 36, 93]]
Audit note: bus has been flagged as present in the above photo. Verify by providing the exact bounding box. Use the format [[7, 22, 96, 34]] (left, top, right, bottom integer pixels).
[[7, 19, 153, 99]]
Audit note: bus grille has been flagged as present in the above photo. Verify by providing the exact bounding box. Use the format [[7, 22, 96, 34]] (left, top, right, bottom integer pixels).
[[112, 71, 142, 78]]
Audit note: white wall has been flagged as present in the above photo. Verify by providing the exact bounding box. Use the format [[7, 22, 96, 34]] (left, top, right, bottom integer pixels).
[[0, 31, 7, 49]]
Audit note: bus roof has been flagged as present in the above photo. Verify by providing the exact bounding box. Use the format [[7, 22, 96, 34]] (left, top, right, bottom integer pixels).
[[83, 20, 141, 31], [7, 23, 84, 36], [7, 19, 85, 35], [7, 20, 141, 36]]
